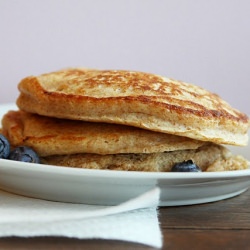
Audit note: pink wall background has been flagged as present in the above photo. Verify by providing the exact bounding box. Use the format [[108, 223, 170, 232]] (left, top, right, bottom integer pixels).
[[0, 0, 249, 114]]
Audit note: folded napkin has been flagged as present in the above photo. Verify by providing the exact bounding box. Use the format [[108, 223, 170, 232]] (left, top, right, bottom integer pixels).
[[0, 187, 162, 248]]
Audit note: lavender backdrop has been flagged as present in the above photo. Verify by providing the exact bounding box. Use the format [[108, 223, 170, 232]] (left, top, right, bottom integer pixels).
[[0, 0, 249, 114]]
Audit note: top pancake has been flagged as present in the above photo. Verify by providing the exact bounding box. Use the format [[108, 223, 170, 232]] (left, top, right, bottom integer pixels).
[[16, 68, 249, 146]]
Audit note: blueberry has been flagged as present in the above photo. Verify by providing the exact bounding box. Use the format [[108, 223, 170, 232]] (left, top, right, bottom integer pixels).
[[8, 146, 40, 163], [171, 160, 201, 172], [0, 134, 10, 159]]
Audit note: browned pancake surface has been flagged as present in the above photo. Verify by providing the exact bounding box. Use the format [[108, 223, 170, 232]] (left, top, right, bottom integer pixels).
[[16, 68, 249, 145]]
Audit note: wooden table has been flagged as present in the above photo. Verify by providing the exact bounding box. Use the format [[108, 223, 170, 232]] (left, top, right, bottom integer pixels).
[[1, 189, 250, 250]]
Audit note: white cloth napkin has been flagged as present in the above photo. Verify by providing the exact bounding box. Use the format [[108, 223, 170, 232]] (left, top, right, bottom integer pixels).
[[0, 187, 162, 248]]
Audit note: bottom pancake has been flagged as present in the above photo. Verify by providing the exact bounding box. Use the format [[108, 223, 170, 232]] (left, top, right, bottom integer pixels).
[[41, 143, 249, 172]]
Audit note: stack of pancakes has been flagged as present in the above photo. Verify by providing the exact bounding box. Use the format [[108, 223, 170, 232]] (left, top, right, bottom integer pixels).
[[1, 68, 249, 171]]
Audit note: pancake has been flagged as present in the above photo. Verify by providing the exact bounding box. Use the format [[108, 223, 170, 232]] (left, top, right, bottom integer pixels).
[[41, 144, 249, 172], [1, 110, 205, 157], [16, 68, 249, 146], [1, 110, 249, 172]]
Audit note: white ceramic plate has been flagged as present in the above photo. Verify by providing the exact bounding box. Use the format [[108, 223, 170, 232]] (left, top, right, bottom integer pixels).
[[0, 104, 249, 206]]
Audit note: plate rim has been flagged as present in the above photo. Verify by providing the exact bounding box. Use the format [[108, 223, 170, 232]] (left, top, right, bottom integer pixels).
[[1, 158, 250, 180], [0, 103, 250, 206]]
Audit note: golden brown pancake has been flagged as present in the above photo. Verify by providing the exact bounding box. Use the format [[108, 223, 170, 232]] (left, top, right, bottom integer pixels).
[[16, 68, 249, 146], [1, 110, 249, 172], [1, 110, 205, 157]]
